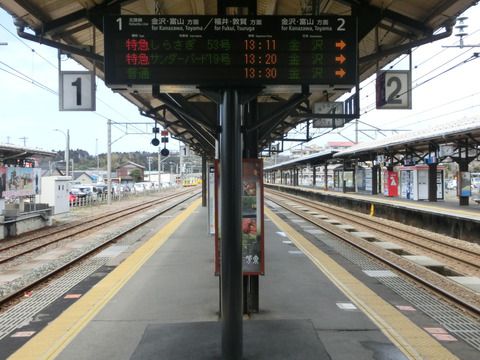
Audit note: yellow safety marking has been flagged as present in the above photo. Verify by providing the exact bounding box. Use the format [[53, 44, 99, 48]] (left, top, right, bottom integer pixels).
[[275, 185, 480, 219], [10, 198, 201, 360], [369, 203, 375, 216], [266, 207, 459, 360]]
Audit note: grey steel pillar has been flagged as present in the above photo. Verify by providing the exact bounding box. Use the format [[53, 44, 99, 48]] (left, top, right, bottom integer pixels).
[[312, 165, 316, 187], [202, 156, 207, 207], [372, 165, 378, 195], [220, 89, 243, 360], [428, 163, 438, 202], [324, 163, 328, 190], [458, 160, 469, 206]]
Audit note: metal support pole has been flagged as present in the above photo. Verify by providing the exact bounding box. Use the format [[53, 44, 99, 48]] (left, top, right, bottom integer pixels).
[[220, 89, 243, 360], [202, 156, 207, 207], [107, 120, 112, 205], [324, 163, 328, 190], [372, 165, 378, 195], [428, 163, 438, 202], [158, 146, 161, 190], [243, 98, 260, 315], [458, 160, 469, 206], [66, 130, 70, 178]]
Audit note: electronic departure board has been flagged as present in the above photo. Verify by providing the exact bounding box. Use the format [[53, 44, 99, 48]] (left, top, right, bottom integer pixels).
[[104, 15, 357, 88]]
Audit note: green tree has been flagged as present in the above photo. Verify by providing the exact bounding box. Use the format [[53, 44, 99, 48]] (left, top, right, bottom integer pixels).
[[129, 169, 142, 182]]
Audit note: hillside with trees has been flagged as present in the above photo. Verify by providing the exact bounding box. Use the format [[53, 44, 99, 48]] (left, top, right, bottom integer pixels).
[[38, 149, 181, 173]]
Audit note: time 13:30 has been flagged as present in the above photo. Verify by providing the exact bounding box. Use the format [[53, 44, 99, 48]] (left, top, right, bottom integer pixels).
[[244, 67, 278, 79]]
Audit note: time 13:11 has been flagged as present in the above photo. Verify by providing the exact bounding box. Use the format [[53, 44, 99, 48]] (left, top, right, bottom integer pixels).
[[244, 39, 276, 51]]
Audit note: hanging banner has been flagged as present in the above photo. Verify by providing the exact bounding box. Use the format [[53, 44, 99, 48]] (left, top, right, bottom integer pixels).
[[215, 159, 265, 276], [208, 164, 215, 235]]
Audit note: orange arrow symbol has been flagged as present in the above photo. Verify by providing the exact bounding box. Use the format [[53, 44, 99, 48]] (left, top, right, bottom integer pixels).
[[335, 54, 346, 64], [335, 40, 346, 50], [335, 68, 346, 78]]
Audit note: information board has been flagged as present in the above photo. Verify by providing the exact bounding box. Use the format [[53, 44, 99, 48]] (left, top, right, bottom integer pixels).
[[104, 15, 357, 87]]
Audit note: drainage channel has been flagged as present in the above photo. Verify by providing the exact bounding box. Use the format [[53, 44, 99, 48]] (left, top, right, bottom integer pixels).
[[268, 202, 480, 352]]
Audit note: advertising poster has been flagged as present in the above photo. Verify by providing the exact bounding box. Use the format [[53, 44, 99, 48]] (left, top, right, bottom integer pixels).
[[383, 170, 399, 197], [459, 172, 471, 197], [0, 167, 6, 198], [207, 164, 215, 235], [2, 167, 41, 198], [241, 159, 264, 275], [214, 159, 264, 276], [356, 167, 365, 192], [365, 170, 372, 192]]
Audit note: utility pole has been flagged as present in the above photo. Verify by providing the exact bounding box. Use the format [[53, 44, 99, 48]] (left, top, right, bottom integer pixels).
[[96, 138, 99, 172], [54, 129, 69, 177], [147, 156, 153, 181], [107, 120, 112, 205], [19, 137, 28, 147], [158, 146, 161, 189]]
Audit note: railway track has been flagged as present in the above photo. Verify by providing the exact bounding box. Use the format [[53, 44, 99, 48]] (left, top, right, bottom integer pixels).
[[267, 189, 480, 275], [0, 189, 200, 305], [0, 188, 198, 266], [266, 189, 480, 316]]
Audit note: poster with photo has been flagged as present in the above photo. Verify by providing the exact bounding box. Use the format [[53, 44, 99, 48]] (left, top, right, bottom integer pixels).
[[241, 217, 261, 273], [241, 159, 264, 274], [214, 159, 264, 275], [0, 167, 6, 198], [2, 167, 41, 198]]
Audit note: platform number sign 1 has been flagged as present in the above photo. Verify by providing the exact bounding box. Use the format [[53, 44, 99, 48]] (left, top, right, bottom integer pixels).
[[376, 70, 412, 109], [59, 71, 96, 111]]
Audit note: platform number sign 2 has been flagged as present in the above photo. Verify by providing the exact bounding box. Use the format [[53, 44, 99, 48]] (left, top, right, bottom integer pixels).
[[376, 70, 412, 109], [59, 71, 96, 111]]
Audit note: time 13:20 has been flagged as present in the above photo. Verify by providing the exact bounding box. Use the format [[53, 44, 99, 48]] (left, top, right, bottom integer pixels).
[[244, 53, 278, 65]]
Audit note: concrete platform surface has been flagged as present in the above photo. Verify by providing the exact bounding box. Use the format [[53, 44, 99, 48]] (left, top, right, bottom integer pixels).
[[131, 320, 330, 360]]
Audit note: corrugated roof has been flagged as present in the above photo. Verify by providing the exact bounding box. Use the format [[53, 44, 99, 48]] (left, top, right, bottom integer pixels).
[[264, 149, 337, 170], [334, 116, 480, 157], [0, 144, 56, 160]]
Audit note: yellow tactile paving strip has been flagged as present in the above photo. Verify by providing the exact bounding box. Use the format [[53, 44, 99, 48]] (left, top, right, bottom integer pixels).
[[273, 185, 480, 220], [266, 206, 459, 360], [9, 198, 201, 360]]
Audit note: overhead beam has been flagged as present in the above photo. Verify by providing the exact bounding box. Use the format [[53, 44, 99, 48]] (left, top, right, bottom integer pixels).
[[10, 0, 50, 23], [359, 25, 452, 64], [340, 0, 433, 40], [40, 0, 131, 35]]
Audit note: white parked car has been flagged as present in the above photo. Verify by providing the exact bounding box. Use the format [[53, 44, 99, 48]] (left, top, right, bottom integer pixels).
[[133, 183, 146, 192]]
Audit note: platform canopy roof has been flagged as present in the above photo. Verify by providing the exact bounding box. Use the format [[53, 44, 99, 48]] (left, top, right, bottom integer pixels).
[[334, 116, 480, 160], [264, 149, 337, 171], [0, 0, 476, 157], [0, 144, 56, 162]]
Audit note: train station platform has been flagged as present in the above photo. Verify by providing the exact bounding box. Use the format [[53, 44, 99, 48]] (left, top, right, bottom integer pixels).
[[266, 183, 480, 244], [5, 198, 479, 359]]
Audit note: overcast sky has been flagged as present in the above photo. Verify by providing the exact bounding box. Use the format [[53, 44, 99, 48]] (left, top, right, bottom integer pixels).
[[1, 5, 479, 156]]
